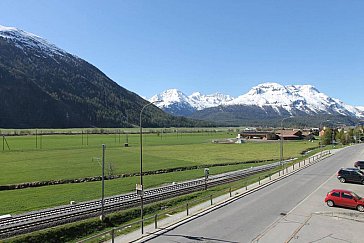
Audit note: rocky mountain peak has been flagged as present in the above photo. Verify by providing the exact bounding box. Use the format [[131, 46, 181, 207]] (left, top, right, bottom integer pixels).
[[150, 82, 364, 119]]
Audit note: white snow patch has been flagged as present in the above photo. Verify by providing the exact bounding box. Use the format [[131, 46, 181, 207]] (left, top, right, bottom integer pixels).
[[0, 24, 77, 59]]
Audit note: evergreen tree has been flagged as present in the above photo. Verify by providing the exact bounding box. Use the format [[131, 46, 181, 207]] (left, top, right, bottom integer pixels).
[[322, 128, 332, 145], [348, 129, 355, 143], [337, 129, 348, 145]]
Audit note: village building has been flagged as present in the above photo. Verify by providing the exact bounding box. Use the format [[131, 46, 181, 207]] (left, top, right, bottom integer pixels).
[[238, 131, 277, 140], [238, 129, 315, 141]]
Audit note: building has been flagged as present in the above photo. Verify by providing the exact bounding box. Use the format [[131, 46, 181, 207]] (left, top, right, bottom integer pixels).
[[276, 129, 304, 140], [238, 129, 314, 141], [238, 131, 277, 140]]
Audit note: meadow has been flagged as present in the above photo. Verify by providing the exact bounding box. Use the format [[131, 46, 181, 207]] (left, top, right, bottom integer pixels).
[[0, 129, 320, 215]]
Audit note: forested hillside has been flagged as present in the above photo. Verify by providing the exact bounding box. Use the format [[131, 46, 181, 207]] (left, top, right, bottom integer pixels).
[[0, 28, 210, 128]]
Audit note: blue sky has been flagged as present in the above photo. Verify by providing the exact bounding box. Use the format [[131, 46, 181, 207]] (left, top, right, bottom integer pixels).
[[0, 0, 363, 105]]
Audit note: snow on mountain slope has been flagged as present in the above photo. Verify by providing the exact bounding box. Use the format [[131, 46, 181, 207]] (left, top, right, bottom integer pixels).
[[333, 99, 364, 118], [229, 83, 363, 117], [0, 24, 73, 58], [149, 89, 196, 116], [228, 82, 300, 113], [151, 83, 363, 118], [150, 89, 233, 112], [189, 92, 234, 110], [228, 83, 336, 114], [150, 89, 190, 107]]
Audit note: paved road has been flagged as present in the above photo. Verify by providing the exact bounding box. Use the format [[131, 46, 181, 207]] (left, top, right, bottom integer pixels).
[[257, 144, 364, 243], [143, 144, 364, 242]]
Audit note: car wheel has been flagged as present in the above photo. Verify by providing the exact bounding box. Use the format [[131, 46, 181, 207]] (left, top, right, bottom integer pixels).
[[339, 178, 346, 183], [327, 200, 334, 207], [361, 180, 364, 185], [357, 205, 364, 212]]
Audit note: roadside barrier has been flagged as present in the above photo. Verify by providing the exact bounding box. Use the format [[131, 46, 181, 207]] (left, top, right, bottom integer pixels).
[[77, 150, 331, 243]]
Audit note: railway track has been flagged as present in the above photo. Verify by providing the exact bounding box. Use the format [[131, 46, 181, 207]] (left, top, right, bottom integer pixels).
[[0, 153, 327, 239]]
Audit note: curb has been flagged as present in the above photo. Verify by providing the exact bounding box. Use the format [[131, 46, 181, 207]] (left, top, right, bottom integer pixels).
[[134, 152, 333, 242]]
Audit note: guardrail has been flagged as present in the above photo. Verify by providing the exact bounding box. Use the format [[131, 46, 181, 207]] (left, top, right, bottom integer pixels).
[[77, 150, 331, 243], [0, 150, 330, 240]]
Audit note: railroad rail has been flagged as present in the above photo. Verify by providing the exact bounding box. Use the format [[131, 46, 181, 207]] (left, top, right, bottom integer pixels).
[[0, 152, 328, 239]]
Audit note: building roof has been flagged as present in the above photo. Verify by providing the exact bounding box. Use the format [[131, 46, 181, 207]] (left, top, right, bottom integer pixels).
[[240, 131, 275, 135], [280, 135, 300, 138], [276, 129, 302, 136]]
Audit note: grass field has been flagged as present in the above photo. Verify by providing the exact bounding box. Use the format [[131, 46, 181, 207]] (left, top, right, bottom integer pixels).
[[0, 130, 320, 215]]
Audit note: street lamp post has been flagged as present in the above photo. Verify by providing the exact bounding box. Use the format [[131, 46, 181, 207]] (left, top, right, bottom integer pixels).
[[280, 116, 293, 174], [139, 100, 162, 234]]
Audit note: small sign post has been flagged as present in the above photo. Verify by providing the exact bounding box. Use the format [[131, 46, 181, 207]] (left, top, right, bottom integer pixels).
[[204, 168, 209, 190], [136, 184, 144, 196]]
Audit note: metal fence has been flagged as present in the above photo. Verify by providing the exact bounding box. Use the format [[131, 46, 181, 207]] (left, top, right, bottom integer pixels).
[[77, 150, 331, 243]]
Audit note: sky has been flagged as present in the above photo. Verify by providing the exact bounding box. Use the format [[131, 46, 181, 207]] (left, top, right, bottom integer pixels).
[[0, 0, 363, 106]]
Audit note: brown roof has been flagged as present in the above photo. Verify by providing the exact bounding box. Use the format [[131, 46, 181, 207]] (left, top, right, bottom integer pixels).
[[240, 131, 275, 135], [280, 135, 300, 138], [276, 130, 302, 136]]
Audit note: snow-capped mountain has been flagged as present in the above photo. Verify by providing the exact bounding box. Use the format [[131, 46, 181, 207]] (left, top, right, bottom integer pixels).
[[150, 89, 195, 116], [0, 25, 73, 59], [1, 24, 196, 128], [150, 83, 364, 119], [357, 106, 364, 113], [227, 83, 363, 117], [149, 89, 234, 115], [189, 92, 234, 110]]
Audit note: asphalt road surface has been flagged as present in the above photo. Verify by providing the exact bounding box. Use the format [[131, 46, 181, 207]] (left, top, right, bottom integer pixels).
[[144, 144, 364, 243]]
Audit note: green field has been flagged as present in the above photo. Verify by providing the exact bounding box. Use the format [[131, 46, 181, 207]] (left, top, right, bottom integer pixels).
[[0, 130, 320, 215]]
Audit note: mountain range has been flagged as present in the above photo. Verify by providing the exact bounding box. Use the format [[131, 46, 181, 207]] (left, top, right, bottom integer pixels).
[[0, 25, 208, 128], [1, 24, 362, 128], [150, 83, 364, 126]]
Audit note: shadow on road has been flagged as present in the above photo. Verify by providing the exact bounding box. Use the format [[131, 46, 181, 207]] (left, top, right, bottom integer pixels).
[[144, 232, 239, 242]]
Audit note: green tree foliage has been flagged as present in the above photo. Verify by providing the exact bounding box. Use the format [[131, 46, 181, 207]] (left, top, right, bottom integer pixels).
[[353, 126, 364, 143], [322, 128, 333, 145], [337, 129, 349, 145]]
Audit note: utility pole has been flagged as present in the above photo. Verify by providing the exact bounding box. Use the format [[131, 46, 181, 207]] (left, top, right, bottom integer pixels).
[[2, 135, 10, 151], [35, 129, 38, 149], [280, 116, 293, 173], [100, 144, 105, 221], [332, 127, 335, 148], [40, 131, 42, 149]]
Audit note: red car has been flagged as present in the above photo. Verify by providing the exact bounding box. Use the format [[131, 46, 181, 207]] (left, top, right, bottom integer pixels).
[[325, 189, 364, 212]]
